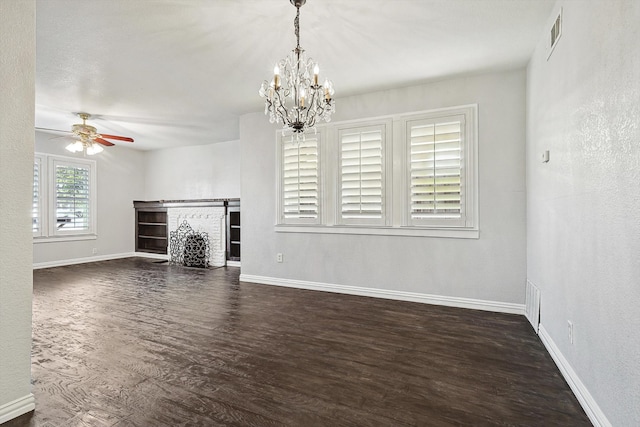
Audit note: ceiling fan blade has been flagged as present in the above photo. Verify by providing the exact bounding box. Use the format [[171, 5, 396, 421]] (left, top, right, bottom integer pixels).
[[94, 137, 115, 146], [100, 133, 134, 143], [48, 134, 76, 141], [35, 127, 73, 134]]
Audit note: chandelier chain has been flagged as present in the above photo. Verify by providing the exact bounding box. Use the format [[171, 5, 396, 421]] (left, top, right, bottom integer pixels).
[[294, 6, 300, 49]]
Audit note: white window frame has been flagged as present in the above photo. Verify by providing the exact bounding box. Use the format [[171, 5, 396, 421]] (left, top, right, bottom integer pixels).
[[274, 104, 479, 239], [276, 132, 323, 226], [402, 105, 477, 229], [33, 153, 97, 242], [32, 155, 44, 237], [335, 120, 392, 226]]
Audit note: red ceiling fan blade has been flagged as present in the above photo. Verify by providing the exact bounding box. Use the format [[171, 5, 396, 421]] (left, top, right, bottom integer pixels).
[[100, 133, 134, 142], [94, 137, 115, 146]]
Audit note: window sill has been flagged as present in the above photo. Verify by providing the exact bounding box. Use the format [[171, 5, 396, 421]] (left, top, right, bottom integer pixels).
[[33, 234, 98, 244], [275, 225, 479, 239]]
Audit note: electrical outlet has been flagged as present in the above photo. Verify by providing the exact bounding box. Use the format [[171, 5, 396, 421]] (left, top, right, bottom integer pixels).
[[542, 150, 550, 163], [276, 253, 283, 263], [92, 248, 98, 255], [568, 320, 574, 344]]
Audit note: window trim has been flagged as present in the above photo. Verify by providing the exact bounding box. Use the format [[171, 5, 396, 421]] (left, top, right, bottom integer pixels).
[[335, 120, 392, 227], [274, 104, 479, 239], [276, 131, 323, 226], [401, 105, 478, 229], [33, 153, 98, 242], [33, 155, 44, 237]]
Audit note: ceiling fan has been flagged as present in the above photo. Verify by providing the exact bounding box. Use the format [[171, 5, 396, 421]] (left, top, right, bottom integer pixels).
[[36, 112, 134, 155]]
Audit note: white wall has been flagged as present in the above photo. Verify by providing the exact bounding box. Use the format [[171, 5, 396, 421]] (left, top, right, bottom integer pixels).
[[144, 140, 240, 200], [527, 0, 640, 425], [33, 132, 146, 265], [0, 0, 36, 422], [240, 69, 527, 307]]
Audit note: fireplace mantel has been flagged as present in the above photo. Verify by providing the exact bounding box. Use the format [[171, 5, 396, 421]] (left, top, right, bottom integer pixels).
[[134, 199, 239, 209]]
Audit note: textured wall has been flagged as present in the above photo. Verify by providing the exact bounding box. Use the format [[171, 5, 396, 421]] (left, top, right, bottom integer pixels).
[[0, 0, 36, 420], [241, 69, 527, 305], [527, 0, 640, 424], [33, 132, 146, 265], [144, 140, 241, 201]]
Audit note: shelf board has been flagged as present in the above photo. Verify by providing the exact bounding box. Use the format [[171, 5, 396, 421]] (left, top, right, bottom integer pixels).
[[231, 241, 241, 245], [138, 249, 167, 254], [139, 222, 167, 226], [138, 235, 167, 240], [231, 225, 240, 229]]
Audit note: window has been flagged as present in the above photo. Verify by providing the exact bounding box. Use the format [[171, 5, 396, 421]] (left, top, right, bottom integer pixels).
[[33, 156, 43, 236], [278, 133, 321, 224], [337, 123, 389, 226], [52, 158, 93, 234], [405, 111, 471, 228], [33, 154, 97, 241], [275, 104, 478, 238], [402, 106, 477, 230]]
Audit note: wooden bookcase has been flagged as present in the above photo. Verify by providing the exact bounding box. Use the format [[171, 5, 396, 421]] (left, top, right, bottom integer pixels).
[[226, 201, 241, 262], [135, 207, 168, 254]]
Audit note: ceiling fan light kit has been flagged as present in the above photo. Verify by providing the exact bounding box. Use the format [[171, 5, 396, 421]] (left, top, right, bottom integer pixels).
[[259, 0, 335, 141], [65, 138, 104, 155]]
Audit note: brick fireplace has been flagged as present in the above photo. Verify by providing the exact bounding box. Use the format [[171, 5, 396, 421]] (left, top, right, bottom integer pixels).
[[167, 206, 226, 267]]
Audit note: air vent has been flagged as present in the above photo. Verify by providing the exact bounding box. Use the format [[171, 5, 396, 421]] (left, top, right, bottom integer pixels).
[[525, 280, 541, 333], [547, 8, 562, 59]]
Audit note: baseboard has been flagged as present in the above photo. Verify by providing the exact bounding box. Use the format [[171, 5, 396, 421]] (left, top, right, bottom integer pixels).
[[0, 394, 35, 424], [33, 252, 137, 270], [226, 260, 241, 267], [133, 252, 170, 261], [538, 324, 611, 427], [239, 274, 524, 315]]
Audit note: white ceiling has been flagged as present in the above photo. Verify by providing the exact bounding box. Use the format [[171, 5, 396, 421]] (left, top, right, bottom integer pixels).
[[35, 0, 555, 151]]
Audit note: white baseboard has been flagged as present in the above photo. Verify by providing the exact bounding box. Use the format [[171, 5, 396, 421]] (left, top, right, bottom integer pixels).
[[133, 252, 170, 261], [33, 252, 137, 270], [226, 260, 241, 267], [538, 324, 611, 427], [0, 394, 35, 424], [239, 274, 524, 315]]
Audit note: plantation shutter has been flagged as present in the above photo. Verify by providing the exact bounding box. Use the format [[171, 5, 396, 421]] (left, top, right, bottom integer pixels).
[[340, 127, 384, 222], [409, 116, 463, 221], [55, 163, 91, 231], [33, 158, 41, 234], [282, 136, 319, 220]]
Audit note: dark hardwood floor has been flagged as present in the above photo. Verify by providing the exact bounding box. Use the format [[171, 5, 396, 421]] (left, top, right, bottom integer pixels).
[[5, 257, 590, 426]]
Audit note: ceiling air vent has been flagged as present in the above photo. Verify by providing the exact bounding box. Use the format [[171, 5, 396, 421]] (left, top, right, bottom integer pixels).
[[547, 8, 562, 59]]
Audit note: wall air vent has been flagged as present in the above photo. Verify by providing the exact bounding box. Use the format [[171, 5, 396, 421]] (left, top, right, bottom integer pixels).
[[547, 8, 563, 60]]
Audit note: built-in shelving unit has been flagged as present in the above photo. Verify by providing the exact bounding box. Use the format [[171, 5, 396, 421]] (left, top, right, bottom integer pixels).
[[135, 208, 168, 254], [134, 199, 240, 262], [227, 200, 240, 262]]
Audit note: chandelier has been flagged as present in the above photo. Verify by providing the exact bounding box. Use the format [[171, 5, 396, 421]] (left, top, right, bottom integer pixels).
[[259, 0, 335, 138], [65, 136, 104, 155]]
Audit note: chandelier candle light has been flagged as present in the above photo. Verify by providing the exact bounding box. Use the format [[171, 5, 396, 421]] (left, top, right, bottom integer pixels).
[[259, 0, 335, 139]]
